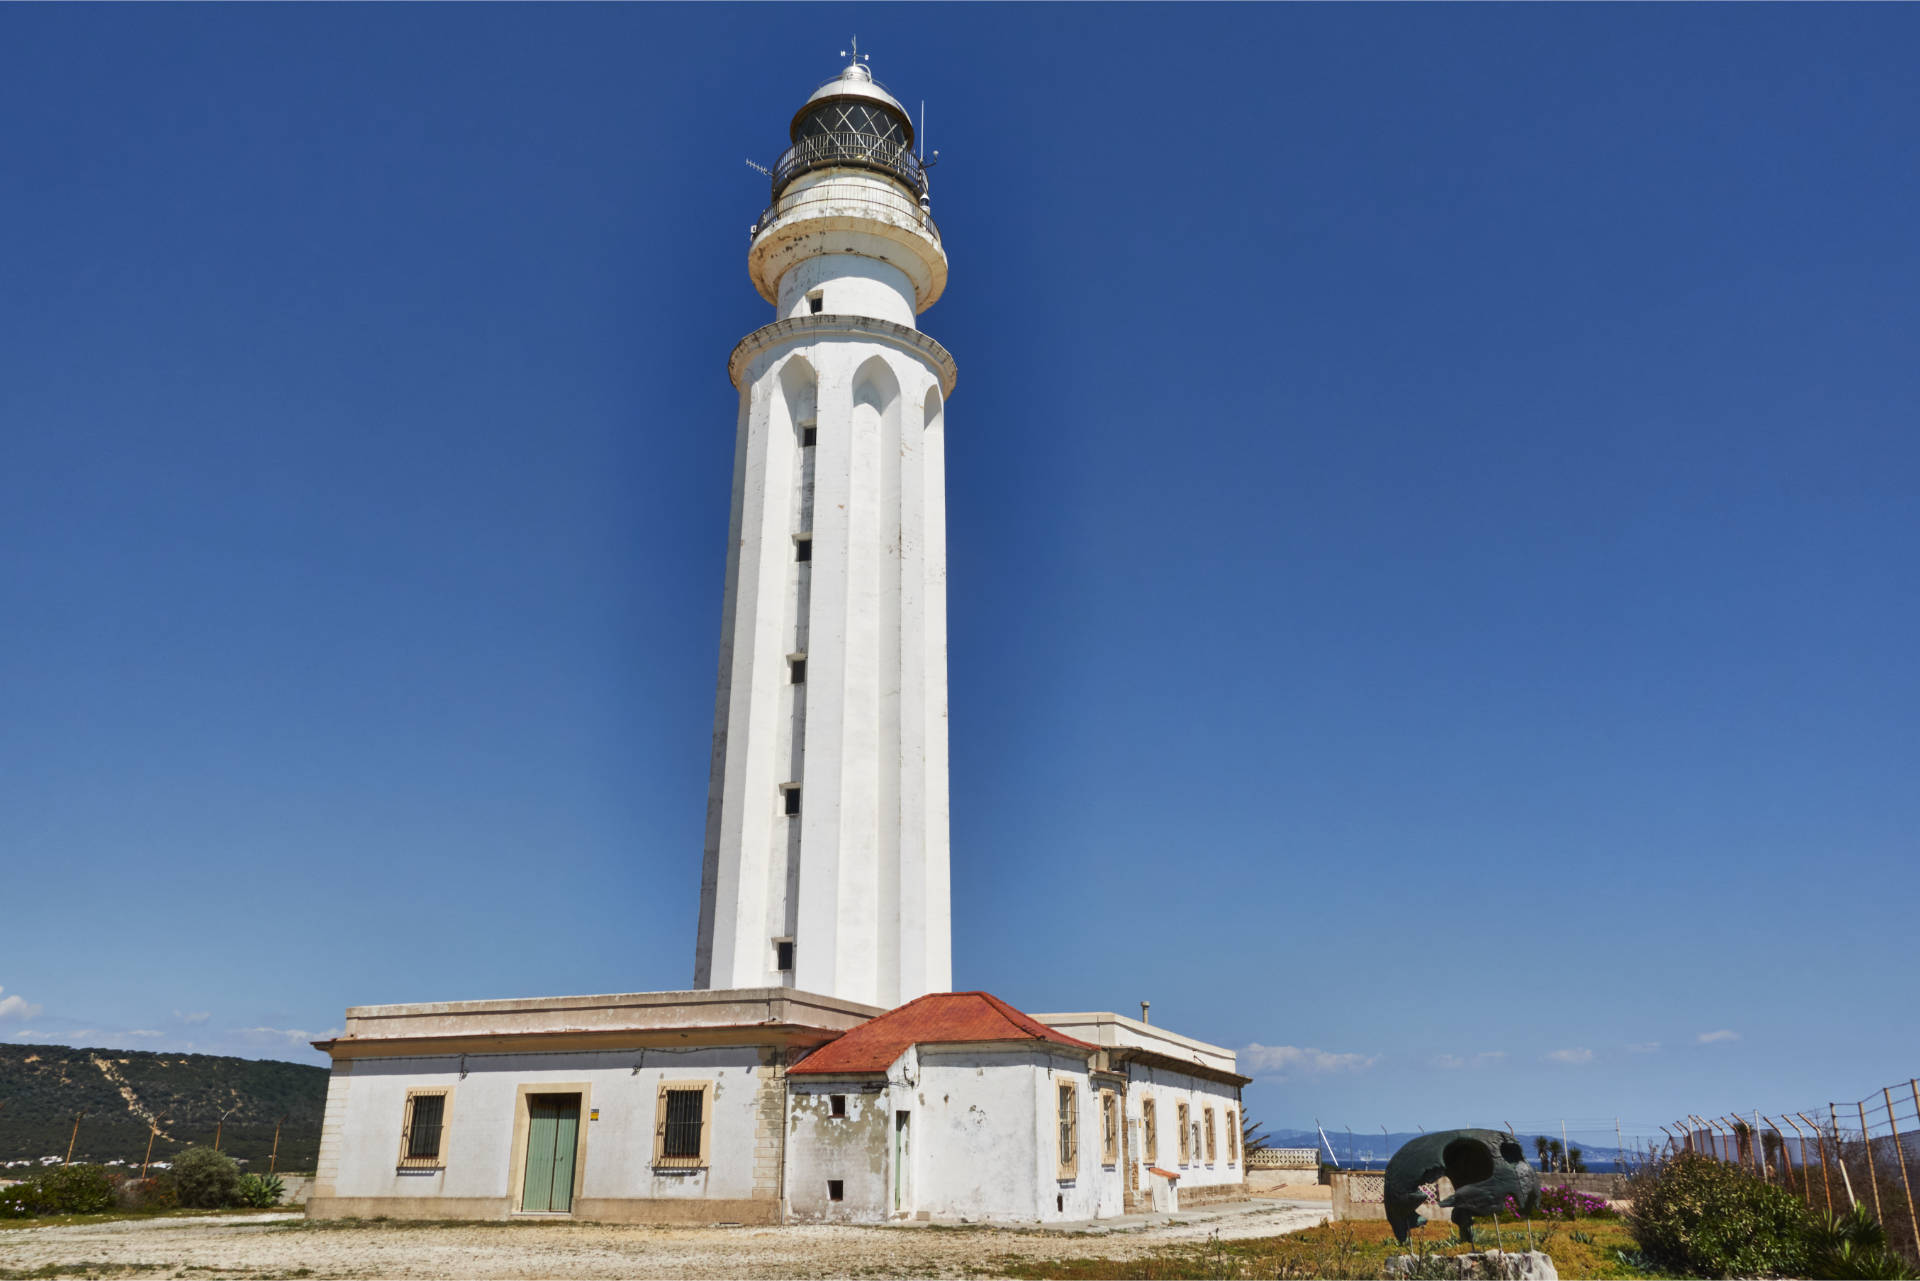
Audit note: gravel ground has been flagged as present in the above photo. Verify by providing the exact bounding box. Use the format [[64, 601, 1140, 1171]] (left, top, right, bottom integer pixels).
[[0, 1200, 1330, 1279]]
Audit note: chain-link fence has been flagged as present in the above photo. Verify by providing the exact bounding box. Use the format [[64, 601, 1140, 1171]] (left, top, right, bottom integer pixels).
[[1653, 1079, 1920, 1265]]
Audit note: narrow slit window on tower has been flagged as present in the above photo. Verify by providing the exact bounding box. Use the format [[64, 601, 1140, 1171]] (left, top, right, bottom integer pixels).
[[782, 785, 801, 816], [830, 1094, 847, 1118], [807, 290, 824, 314], [802, 425, 818, 447], [795, 535, 812, 563], [827, 1179, 844, 1201], [790, 656, 807, 684], [775, 939, 795, 972]]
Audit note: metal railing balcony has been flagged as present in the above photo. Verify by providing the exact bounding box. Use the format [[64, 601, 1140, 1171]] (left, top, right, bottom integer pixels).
[[772, 130, 927, 202]]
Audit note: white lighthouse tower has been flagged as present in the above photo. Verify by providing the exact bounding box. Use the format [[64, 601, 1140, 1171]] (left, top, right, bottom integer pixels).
[[694, 50, 955, 1010]]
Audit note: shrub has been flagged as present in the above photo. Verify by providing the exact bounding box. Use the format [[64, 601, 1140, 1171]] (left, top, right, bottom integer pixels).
[[234, 1172, 284, 1208], [1807, 1205, 1919, 1280], [0, 1181, 44, 1219], [119, 1175, 178, 1211], [1627, 1153, 1817, 1277], [33, 1163, 115, 1214], [0, 1164, 115, 1218], [171, 1146, 242, 1209], [1534, 1183, 1615, 1219]]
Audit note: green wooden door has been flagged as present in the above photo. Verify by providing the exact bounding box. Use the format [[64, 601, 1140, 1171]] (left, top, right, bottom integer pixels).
[[521, 1094, 581, 1213]]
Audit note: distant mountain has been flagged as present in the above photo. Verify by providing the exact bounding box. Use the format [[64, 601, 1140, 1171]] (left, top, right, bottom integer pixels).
[[0, 1043, 327, 1171]]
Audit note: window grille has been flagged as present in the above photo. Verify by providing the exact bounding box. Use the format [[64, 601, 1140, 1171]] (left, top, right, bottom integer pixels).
[[1057, 1083, 1078, 1175], [1178, 1103, 1192, 1164], [1206, 1108, 1217, 1163], [1142, 1098, 1158, 1163], [398, 1092, 447, 1168], [659, 1088, 705, 1167], [1101, 1091, 1119, 1164]]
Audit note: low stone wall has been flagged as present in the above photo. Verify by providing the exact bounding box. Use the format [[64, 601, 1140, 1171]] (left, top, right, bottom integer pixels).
[[1537, 1173, 1630, 1200], [1332, 1171, 1461, 1223], [1177, 1180, 1250, 1210], [1247, 1168, 1321, 1192], [1247, 1148, 1319, 1170], [1332, 1169, 1630, 1223]]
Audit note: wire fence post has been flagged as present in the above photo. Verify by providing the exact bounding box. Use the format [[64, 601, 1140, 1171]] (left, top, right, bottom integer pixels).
[[1767, 1117, 1795, 1195], [1801, 1111, 1833, 1214], [1781, 1115, 1810, 1205], [1884, 1086, 1918, 1251], [1861, 1100, 1884, 1222], [1832, 1104, 1859, 1211]]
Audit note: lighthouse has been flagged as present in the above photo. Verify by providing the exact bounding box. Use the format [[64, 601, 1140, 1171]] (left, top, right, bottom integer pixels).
[[693, 50, 956, 1009]]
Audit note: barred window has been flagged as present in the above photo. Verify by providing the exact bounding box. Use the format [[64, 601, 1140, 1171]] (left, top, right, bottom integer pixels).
[[1205, 1107, 1217, 1163], [397, 1090, 450, 1168], [654, 1081, 713, 1168], [1142, 1097, 1158, 1164], [1227, 1109, 1239, 1163], [1178, 1102, 1192, 1165], [1056, 1082, 1078, 1177], [1100, 1090, 1120, 1165]]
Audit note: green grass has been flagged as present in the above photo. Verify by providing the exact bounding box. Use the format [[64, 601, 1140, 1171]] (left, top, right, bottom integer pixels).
[[0, 1268, 313, 1281], [0, 1206, 292, 1232], [995, 1215, 1660, 1280]]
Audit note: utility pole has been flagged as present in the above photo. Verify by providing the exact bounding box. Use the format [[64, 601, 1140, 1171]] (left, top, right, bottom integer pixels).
[[215, 1104, 241, 1152], [142, 1123, 159, 1179], [65, 1111, 84, 1165], [268, 1115, 285, 1175]]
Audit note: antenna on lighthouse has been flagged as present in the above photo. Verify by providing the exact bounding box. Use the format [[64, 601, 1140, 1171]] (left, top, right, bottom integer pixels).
[[744, 158, 770, 177]]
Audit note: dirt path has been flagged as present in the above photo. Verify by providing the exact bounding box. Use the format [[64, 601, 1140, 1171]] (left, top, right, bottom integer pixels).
[[0, 1201, 1331, 1279]]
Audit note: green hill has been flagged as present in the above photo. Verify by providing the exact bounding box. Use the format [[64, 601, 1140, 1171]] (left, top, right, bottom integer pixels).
[[0, 1043, 328, 1172]]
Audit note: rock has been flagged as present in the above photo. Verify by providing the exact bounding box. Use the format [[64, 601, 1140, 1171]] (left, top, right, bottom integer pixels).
[[1383, 1249, 1558, 1280]]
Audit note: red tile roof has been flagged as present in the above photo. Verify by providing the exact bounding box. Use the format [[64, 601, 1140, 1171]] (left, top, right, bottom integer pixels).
[[788, 991, 1096, 1075]]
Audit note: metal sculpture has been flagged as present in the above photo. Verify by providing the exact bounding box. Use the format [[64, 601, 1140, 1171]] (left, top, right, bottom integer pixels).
[[1384, 1128, 1541, 1244]]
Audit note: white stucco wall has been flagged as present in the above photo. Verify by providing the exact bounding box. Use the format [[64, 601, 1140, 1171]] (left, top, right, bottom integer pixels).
[[314, 1047, 773, 1213], [776, 252, 917, 327], [787, 1044, 1126, 1225], [1126, 1064, 1244, 1193], [911, 1047, 1123, 1223], [695, 323, 953, 1011], [785, 1079, 896, 1223]]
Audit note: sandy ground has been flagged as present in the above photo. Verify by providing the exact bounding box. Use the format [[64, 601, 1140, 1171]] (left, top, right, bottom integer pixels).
[[0, 1200, 1331, 1279]]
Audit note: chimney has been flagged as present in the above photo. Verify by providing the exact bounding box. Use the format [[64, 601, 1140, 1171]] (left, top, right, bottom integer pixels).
[[1140, 1000, 1151, 1025]]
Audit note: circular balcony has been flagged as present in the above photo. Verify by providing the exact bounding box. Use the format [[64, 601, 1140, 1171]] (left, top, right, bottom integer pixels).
[[771, 130, 927, 203]]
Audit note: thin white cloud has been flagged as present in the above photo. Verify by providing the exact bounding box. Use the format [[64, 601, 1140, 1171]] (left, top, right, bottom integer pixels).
[[1240, 1043, 1379, 1078], [174, 1010, 211, 1025], [12, 1028, 40, 1040], [1697, 1029, 1740, 1044], [237, 1021, 337, 1052], [125, 1029, 163, 1038], [0, 987, 44, 1021], [1628, 1041, 1661, 1054], [1546, 1048, 1595, 1064], [1433, 1050, 1505, 1070]]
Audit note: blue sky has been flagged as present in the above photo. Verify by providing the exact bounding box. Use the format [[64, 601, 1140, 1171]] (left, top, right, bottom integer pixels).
[[3, 5, 1916, 1145]]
